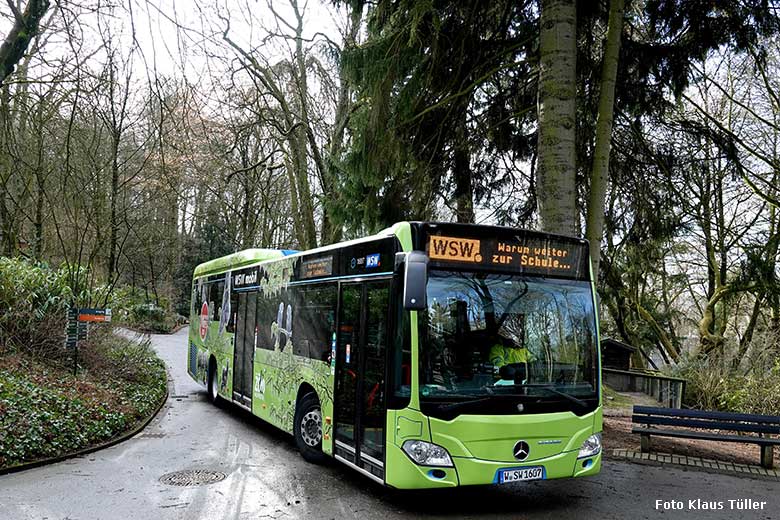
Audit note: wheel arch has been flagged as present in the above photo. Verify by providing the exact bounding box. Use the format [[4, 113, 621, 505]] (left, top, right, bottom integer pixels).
[[296, 382, 317, 406]]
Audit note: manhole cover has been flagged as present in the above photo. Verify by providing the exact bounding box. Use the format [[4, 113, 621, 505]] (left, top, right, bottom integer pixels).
[[159, 469, 227, 487]]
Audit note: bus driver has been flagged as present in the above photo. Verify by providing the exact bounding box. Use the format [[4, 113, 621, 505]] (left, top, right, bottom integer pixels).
[[489, 334, 532, 382]]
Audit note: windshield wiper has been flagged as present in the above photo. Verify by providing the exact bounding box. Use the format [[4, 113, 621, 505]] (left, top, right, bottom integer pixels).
[[525, 384, 589, 409], [434, 397, 492, 413]]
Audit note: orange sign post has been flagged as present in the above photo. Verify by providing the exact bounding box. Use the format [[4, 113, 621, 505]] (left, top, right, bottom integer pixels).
[[77, 308, 112, 323], [65, 308, 111, 375]]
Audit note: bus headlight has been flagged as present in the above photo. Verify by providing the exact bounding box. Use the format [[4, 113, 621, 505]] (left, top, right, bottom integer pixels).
[[402, 440, 454, 467], [577, 433, 602, 459]]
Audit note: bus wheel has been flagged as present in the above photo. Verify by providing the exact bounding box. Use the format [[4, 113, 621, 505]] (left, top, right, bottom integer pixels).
[[207, 359, 221, 405], [294, 392, 327, 464]]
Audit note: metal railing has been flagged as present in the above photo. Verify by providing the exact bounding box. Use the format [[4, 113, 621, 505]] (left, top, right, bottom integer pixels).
[[603, 368, 687, 408]]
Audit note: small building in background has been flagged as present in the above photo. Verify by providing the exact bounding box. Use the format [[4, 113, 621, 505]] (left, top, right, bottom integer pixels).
[[601, 338, 686, 408], [601, 338, 636, 371]]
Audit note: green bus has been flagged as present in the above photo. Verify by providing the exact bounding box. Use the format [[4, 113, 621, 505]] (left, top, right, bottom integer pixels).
[[188, 222, 602, 488]]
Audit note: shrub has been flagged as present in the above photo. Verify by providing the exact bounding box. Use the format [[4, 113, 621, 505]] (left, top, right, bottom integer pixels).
[[0, 258, 73, 355], [131, 303, 166, 324], [670, 355, 780, 416], [721, 363, 780, 416], [0, 331, 167, 468], [126, 303, 183, 333]]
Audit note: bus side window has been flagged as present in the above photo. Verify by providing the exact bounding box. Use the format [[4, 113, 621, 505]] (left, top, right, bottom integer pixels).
[[390, 304, 412, 408], [254, 287, 275, 350], [226, 292, 238, 333], [207, 282, 218, 321], [294, 284, 336, 361], [191, 283, 197, 317], [290, 287, 307, 357], [212, 281, 224, 321]]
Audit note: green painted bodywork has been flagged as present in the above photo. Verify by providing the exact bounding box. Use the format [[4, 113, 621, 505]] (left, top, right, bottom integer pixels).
[[193, 249, 285, 278], [188, 221, 603, 489], [189, 253, 337, 455]]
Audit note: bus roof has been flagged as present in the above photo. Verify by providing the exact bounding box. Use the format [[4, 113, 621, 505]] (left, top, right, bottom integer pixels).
[[193, 223, 410, 279], [191, 221, 589, 280], [193, 248, 298, 278]]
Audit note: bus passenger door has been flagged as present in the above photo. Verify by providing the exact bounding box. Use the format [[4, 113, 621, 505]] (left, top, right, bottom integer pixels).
[[334, 280, 390, 481], [233, 291, 255, 409]]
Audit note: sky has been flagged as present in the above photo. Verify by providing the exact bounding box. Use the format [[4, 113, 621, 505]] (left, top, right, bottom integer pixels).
[[0, 0, 345, 94], [129, 0, 345, 83]]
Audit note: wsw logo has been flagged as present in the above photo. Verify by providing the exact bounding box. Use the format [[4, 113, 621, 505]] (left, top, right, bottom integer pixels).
[[428, 236, 482, 262]]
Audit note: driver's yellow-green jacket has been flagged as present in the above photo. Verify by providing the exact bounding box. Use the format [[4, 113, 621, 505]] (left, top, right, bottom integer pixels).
[[489, 343, 532, 367]]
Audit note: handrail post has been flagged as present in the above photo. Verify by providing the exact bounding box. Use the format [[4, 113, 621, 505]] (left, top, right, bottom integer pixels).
[[760, 445, 774, 469]]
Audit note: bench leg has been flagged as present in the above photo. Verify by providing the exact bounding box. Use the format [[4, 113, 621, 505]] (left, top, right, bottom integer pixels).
[[640, 433, 651, 453], [760, 445, 774, 469]]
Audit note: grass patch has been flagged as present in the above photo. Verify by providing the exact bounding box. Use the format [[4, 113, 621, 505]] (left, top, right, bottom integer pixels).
[[0, 331, 166, 468], [602, 384, 633, 408]]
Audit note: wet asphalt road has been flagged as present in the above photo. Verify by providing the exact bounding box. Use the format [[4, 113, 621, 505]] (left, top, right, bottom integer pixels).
[[1, 328, 778, 520]]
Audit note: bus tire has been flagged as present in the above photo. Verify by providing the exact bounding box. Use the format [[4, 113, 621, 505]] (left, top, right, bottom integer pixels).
[[207, 359, 221, 406], [294, 392, 327, 464]]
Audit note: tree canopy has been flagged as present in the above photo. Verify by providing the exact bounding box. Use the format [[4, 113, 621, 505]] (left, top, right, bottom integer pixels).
[[1, 0, 780, 373]]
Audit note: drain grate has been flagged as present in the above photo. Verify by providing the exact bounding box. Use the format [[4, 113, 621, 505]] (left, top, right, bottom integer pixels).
[[159, 469, 227, 487]]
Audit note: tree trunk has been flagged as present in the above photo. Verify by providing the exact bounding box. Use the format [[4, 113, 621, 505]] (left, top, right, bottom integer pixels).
[[585, 0, 624, 278], [291, 0, 318, 249], [537, 0, 577, 236], [453, 106, 474, 223], [0, 84, 14, 255], [33, 168, 44, 257], [107, 133, 120, 282], [284, 153, 305, 248], [732, 296, 762, 372], [319, 2, 362, 243], [291, 128, 317, 249], [0, 0, 50, 85]]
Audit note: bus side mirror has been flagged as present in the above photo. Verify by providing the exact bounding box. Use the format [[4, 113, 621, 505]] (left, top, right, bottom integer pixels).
[[397, 251, 428, 311]]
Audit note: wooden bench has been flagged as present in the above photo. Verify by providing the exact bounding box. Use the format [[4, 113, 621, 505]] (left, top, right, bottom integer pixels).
[[631, 405, 780, 469]]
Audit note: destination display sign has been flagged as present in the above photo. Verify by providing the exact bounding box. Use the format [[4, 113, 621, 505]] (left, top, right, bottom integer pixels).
[[426, 234, 589, 279], [301, 255, 334, 279]]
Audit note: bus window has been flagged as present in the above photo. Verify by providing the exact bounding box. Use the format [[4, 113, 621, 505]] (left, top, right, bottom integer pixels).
[[255, 287, 277, 350], [293, 284, 336, 361], [245, 291, 257, 350], [389, 294, 411, 409], [335, 284, 361, 447], [190, 283, 197, 317], [227, 293, 238, 333], [212, 281, 224, 321], [361, 282, 389, 460], [206, 282, 215, 324]]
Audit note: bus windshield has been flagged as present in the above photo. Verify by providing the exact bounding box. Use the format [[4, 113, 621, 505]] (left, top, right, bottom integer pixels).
[[420, 270, 597, 401]]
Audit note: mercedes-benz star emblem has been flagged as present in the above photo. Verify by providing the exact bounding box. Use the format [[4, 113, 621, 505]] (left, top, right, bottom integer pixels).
[[513, 440, 530, 461]]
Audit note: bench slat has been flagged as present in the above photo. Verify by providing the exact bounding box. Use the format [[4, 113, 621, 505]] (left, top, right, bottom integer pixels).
[[631, 427, 780, 446], [633, 405, 780, 425], [632, 415, 780, 434]]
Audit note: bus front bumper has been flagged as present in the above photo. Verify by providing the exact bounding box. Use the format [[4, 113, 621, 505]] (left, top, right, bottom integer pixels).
[[384, 444, 602, 489]]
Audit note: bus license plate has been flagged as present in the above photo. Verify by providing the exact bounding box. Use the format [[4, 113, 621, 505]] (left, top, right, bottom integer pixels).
[[499, 466, 545, 483]]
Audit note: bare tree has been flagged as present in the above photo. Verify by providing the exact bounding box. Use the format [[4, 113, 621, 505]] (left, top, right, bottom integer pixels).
[[0, 0, 50, 85]]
